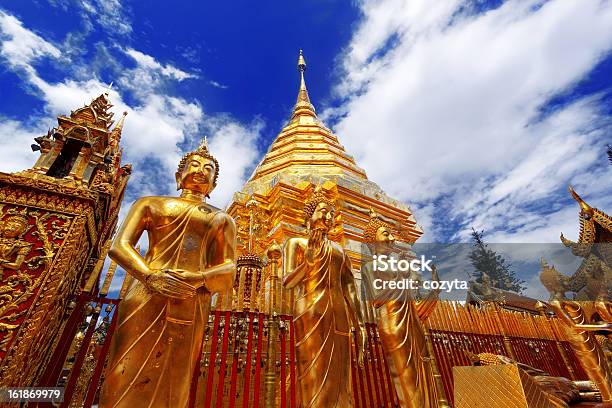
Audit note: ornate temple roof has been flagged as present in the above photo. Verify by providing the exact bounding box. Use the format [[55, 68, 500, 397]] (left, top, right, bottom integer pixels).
[[541, 187, 612, 301], [561, 186, 612, 249]]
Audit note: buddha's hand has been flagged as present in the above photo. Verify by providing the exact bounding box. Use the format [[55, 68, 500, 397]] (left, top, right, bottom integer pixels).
[[166, 269, 206, 289], [145, 270, 197, 299]]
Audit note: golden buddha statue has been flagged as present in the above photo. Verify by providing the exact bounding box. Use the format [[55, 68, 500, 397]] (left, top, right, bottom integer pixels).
[[282, 187, 366, 408], [361, 212, 445, 408], [99, 140, 236, 408], [0, 214, 31, 280]]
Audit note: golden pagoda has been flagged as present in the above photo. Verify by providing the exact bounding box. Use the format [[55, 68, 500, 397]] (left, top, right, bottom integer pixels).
[[226, 50, 422, 304]]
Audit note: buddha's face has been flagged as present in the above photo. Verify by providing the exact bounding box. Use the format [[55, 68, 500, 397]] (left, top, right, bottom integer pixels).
[[309, 202, 334, 232], [1, 217, 28, 239], [176, 154, 217, 195], [375, 226, 395, 245], [374, 226, 395, 253]]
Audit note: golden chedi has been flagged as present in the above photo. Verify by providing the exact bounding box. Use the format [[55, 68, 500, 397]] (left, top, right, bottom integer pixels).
[[282, 187, 366, 408], [99, 140, 237, 408], [362, 212, 444, 408]]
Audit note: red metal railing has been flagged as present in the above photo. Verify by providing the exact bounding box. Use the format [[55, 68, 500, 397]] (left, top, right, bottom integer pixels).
[[34, 295, 121, 408], [35, 301, 591, 407]]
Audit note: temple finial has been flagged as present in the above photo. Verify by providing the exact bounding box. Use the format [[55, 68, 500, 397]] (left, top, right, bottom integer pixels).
[[298, 49, 306, 73], [104, 81, 114, 95], [292, 49, 316, 119], [110, 111, 128, 144], [297, 49, 309, 98]]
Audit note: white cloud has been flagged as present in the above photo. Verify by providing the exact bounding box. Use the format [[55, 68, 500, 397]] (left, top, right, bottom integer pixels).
[[330, 0, 612, 242], [0, 11, 61, 71], [209, 80, 228, 89], [206, 118, 265, 208], [124, 48, 197, 82], [0, 120, 42, 171], [80, 0, 132, 35], [0, 11, 263, 218]]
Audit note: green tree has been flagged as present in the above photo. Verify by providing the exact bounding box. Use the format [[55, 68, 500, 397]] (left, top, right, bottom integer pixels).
[[469, 228, 526, 293]]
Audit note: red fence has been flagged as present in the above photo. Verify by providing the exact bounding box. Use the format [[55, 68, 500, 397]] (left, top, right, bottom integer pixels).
[[33, 298, 594, 407], [190, 313, 398, 408], [34, 295, 120, 408]]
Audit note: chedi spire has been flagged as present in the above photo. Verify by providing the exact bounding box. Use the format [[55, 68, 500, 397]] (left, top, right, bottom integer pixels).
[[292, 49, 316, 119]]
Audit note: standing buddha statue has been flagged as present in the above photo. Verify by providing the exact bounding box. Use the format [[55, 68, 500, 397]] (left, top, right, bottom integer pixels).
[[99, 139, 236, 408], [283, 187, 366, 408], [361, 212, 446, 408]]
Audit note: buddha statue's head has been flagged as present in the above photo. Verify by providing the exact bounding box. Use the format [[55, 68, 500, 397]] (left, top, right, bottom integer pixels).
[[0, 215, 29, 239], [304, 189, 336, 233], [175, 139, 219, 197], [364, 210, 395, 254]]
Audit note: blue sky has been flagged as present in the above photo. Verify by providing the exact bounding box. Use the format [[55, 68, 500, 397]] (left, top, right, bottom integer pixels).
[[1, 0, 611, 252]]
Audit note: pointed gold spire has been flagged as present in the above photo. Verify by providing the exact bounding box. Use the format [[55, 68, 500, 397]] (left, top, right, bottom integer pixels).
[[292, 49, 316, 119], [110, 111, 128, 145], [248, 49, 368, 181], [298, 49, 308, 101]]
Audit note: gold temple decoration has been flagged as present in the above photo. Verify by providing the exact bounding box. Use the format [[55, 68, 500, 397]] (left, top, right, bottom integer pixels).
[[539, 186, 612, 403], [264, 242, 283, 408], [465, 352, 602, 407], [0, 90, 131, 392], [99, 139, 236, 408], [548, 299, 612, 402], [551, 186, 612, 300], [0, 214, 31, 280], [454, 364, 565, 408], [231, 198, 267, 312]]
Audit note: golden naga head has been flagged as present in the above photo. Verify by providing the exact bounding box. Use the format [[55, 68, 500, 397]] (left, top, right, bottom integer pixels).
[[364, 209, 395, 245], [540, 258, 568, 300], [303, 186, 336, 231], [175, 138, 220, 196], [0, 215, 29, 239]]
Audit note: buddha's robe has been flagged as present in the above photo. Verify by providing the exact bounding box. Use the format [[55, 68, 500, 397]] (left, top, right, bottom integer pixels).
[[99, 197, 235, 408]]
